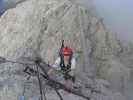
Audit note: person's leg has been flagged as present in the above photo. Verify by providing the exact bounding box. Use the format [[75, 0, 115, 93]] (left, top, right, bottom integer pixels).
[[62, 79, 73, 95], [64, 79, 73, 89]]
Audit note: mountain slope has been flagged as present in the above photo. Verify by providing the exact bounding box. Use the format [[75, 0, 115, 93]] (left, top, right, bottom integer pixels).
[[0, 0, 130, 99]]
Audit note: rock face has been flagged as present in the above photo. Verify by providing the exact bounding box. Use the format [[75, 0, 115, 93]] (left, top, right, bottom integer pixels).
[[0, 0, 131, 100]]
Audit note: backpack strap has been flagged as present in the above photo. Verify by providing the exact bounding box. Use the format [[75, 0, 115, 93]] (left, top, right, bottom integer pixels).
[[60, 52, 73, 72]]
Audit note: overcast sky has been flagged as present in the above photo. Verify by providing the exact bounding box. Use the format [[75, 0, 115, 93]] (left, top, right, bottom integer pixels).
[[93, 0, 133, 42], [0, 0, 4, 15]]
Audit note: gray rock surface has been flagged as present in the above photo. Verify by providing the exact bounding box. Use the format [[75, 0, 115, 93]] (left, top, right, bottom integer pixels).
[[0, 0, 131, 100]]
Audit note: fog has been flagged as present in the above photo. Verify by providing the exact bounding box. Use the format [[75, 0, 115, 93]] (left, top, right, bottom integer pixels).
[[0, 0, 133, 99], [78, 0, 133, 42], [94, 0, 133, 42], [91, 1, 133, 99]]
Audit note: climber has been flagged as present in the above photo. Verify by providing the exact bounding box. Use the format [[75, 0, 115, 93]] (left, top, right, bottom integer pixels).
[[48, 40, 76, 89]]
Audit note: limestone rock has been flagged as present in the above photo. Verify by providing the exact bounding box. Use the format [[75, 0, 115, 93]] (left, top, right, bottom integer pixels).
[[0, 0, 131, 100]]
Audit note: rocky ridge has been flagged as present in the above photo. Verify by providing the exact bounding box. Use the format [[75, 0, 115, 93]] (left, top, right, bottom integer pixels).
[[0, 0, 132, 100]]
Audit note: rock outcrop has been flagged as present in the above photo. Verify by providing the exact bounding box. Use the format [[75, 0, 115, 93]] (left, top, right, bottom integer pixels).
[[0, 0, 131, 100]]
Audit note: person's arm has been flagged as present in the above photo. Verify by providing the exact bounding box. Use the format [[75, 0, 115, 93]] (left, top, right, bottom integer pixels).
[[48, 68, 54, 75], [69, 58, 76, 76], [48, 57, 60, 75]]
